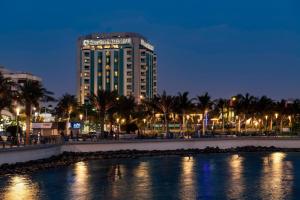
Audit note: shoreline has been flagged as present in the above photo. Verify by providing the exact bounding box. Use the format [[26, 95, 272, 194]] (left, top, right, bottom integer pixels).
[[1, 146, 300, 176]]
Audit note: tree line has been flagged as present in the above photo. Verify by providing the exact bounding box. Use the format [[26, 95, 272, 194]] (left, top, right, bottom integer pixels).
[[2, 70, 300, 141]]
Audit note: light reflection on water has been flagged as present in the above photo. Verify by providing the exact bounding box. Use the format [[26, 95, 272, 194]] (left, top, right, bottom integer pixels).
[[260, 152, 293, 200], [226, 154, 245, 200], [0, 152, 298, 199], [180, 157, 196, 200], [2, 175, 40, 200], [68, 161, 90, 200]]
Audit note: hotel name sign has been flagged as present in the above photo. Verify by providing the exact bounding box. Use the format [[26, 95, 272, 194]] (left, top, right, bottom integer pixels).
[[83, 38, 132, 46], [82, 38, 154, 51], [141, 39, 154, 51]]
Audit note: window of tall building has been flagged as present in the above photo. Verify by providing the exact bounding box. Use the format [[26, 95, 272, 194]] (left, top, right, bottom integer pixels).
[[127, 64, 132, 69]]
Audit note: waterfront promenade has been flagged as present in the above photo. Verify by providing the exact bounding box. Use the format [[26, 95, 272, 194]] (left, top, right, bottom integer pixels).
[[2, 137, 300, 165]]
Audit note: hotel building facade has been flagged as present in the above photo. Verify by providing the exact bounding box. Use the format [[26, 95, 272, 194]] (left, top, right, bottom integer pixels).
[[77, 32, 157, 104]]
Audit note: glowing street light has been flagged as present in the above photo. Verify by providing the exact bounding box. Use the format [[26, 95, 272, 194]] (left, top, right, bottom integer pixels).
[[16, 107, 20, 116], [16, 107, 20, 146], [275, 113, 279, 119], [79, 114, 83, 121]]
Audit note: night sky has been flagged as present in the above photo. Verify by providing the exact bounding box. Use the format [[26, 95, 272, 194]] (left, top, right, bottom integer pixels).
[[0, 0, 299, 100]]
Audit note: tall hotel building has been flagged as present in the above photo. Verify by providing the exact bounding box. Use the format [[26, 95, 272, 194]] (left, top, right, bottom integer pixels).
[[77, 32, 157, 104]]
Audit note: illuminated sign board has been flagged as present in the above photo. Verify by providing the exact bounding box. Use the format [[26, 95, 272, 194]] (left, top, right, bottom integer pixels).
[[32, 123, 52, 129], [83, 38, 132, 46], [71, 122, 81, 129], [141, 39, 154, 51]]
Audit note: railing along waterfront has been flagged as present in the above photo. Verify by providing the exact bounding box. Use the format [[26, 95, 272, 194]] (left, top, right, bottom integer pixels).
[[0, 135, 63, 149]]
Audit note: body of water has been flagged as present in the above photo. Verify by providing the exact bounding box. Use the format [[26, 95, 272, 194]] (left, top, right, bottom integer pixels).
[[0, 152, 300, 199]]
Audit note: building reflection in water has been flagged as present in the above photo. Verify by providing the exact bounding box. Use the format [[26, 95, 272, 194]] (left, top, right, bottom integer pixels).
[[226, 154, 244, 199], [3, 175, 39, 200], [260, 152, 293, 200], [180, 156, 196, 200], [70, 161, 90, 199]]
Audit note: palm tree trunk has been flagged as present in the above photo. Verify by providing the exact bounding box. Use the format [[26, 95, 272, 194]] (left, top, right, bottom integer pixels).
[[238, 117, 241, 133], [100, 112, 105, 133], [164, 113, 169, 137], [270, 118, 273, 132], [280, 118, 283, 133], [202, 112, 206, 135], [182, 112, 186, 132], [66, 113, 70, 136], [25, 104, 32, 145], [222, 109, 225, 133]]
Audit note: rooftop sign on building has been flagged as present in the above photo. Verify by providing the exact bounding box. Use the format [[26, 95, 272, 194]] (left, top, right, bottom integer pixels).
[[82, 38, 132, 46]]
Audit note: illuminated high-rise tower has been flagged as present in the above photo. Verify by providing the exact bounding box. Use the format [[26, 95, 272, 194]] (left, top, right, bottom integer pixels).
[[77, 32, 157, 104]]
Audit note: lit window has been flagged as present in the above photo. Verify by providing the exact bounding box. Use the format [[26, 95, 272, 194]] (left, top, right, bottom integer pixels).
[[114, 71, 118, 76], [98, 72, 102, 76], [106, 65, 110, 70]]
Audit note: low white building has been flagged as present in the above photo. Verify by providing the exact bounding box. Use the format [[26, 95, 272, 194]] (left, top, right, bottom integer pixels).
[[0, 66, 43, 131]]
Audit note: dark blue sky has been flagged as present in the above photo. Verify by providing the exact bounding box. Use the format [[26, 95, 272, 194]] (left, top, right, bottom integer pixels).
[[0, 0, 299, 99]]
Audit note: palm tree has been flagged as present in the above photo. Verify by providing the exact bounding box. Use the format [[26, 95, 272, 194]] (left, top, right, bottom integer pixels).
[[156, 91, 175, 137], [196, 92, 213, 135], [141, 97, 159, 132], [214, 98, 228, 133], [275, 99, 292, 133], [233, 93, 256, 133], [0, 72, 15, 120], [174, 92, 192, 132], [55, 94, 78, 135], [255, 96, 274, 132], [18, 80, 54, 144], [89, 90, 118, 133]]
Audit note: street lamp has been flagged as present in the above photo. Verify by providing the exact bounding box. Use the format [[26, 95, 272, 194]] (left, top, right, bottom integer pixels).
[[79, 114, 83, 135], [16, 107, 20, 146], [143, 118, 147, 134], [275, 113, 279, 133]]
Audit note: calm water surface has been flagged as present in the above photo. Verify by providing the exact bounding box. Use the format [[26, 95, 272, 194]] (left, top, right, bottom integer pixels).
[[0, 152, 300, 200]]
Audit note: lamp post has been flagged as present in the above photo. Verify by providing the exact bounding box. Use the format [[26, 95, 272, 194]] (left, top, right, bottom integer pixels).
[[16, 107, 20, 146], [265, 115, 268, 132], [143, 118, 147, 134], [275, 113, 278, 131], [79, 114, 83, 136]]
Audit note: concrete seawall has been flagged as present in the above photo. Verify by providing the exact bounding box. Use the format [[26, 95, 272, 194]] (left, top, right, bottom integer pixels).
[[0, 144, 61, 165], [2, 138, 300, 165], [62, 138, 300, 152]]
